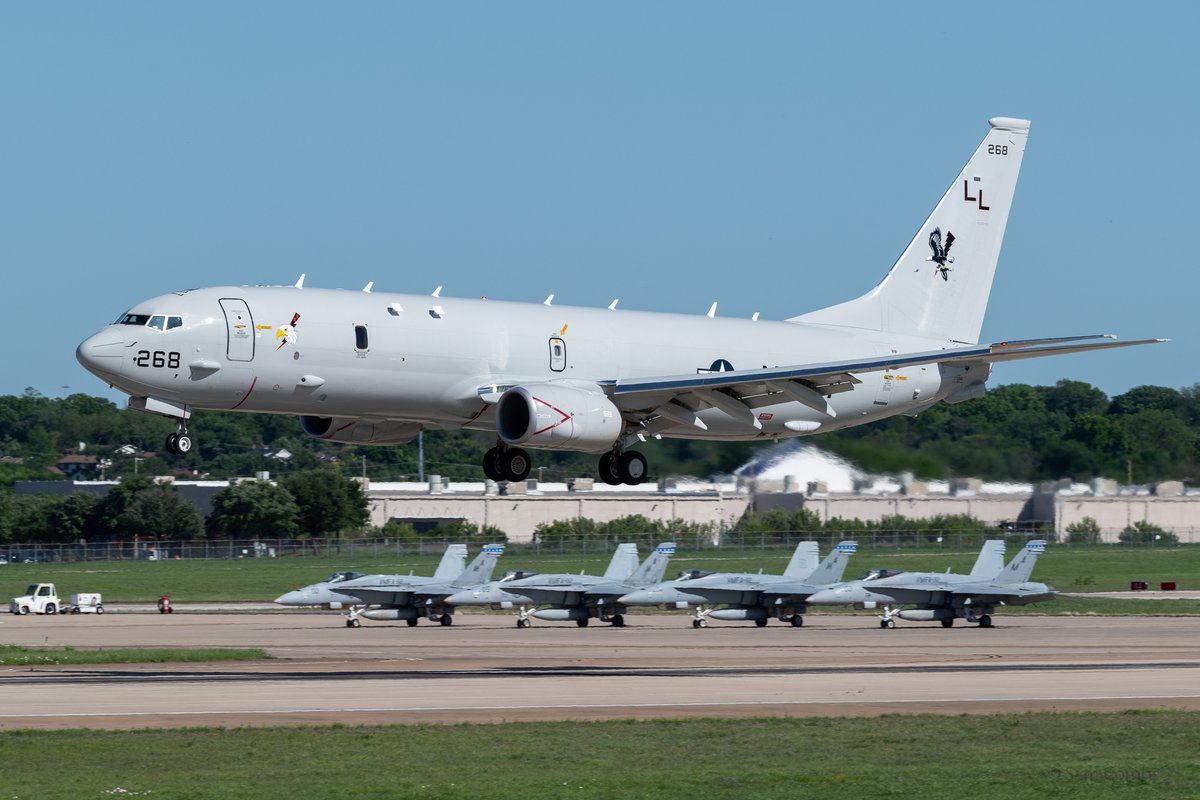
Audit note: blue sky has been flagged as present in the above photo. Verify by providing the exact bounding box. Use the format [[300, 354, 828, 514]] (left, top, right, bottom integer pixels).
[[2, 3, 1194, 402]]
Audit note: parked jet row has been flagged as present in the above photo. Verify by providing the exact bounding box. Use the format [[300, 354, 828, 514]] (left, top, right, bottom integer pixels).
[[274, 539, 1054, 630]]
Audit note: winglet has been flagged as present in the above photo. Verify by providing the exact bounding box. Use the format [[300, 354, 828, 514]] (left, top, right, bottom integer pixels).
[[706, 302, 717, 319]]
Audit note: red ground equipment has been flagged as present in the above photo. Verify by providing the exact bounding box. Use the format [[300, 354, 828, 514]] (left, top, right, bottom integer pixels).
[[157, 595, 173, 614]]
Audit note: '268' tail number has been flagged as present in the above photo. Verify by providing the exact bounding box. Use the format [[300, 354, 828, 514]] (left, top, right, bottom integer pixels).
[[134, 351, 181, 369]]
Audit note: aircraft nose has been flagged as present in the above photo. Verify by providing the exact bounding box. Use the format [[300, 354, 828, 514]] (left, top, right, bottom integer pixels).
[[76, 327, 125, 378], [618, 590, 652, 605], [443, 591, 474, 605], [274, 590, 308, 606], [806, 589, 840, 605]]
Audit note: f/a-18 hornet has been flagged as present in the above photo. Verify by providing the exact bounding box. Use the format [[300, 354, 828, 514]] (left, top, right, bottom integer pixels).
[[621, 540, 856, 628], [77, 117, 1163, 486], [313, 544, 504, 628], [445, 542, 640, 628], [499, 543, 676, 627], [807, 540, 1053, 628], [274, 544, 467, 613]]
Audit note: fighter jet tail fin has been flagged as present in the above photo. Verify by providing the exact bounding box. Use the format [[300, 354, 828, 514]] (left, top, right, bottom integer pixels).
[[994, 540, 1046, 584], [433, 544, 469, 580], [782, 541, 821, 578], [603, 543, 641, 580], [804, 540, 857, 584], [626, 542, 677, 587], [790, 117, 1030, 344], [450, 544, 506, 588], [970, 540, 1007, 578]]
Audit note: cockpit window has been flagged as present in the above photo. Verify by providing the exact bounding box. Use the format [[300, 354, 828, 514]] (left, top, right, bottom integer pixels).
[[148, 315, 167, 331], [117, 313, 151, 326], [854, 568, 904, 582], [166, 316, 183, 330], [320, 571, 366, 584]]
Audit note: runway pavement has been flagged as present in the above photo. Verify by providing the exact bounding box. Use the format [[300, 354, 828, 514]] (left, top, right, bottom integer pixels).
[[2, 611, 1198, 729]]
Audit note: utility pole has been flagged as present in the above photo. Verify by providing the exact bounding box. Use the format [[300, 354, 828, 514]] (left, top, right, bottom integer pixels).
[[418, 430, 425, 483]]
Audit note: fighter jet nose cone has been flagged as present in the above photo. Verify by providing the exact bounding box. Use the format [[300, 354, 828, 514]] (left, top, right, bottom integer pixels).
[[76, 328, 125, 378], [444, 592, 470, 605], [274, 591, 304, 605], [806, 589, 837, 605], [618, 592, 648, 605]]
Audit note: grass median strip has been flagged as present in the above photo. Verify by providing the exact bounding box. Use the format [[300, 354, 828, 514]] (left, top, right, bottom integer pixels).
[[1, 711, 1197, 799], [0, 645, 268, 665]]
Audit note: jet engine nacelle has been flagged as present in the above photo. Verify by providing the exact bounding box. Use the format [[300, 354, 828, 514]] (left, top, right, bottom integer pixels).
[[300, 416, 422, 445], [708, 607, 768, 621], [897, 609, 955, 622], [360, 608, 420, 621], [531, 608, 591, 621], [495, 382, 622, 453]]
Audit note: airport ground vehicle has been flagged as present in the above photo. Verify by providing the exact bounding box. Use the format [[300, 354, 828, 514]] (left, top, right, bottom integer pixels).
[[10, 583, 62, 615]]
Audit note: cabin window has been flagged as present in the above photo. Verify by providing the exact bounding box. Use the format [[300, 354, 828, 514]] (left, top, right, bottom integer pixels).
[[354, 324, 369, 351]]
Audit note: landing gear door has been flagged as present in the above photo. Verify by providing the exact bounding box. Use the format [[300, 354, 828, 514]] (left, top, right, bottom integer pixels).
[[219, 298, 255, 362]]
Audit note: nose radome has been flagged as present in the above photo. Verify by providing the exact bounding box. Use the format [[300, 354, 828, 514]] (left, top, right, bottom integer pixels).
[[76, 328, 125, 377], [274, 590, 307, 606]]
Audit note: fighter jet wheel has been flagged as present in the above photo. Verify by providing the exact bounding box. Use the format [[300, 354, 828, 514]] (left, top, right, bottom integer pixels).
[[575, 618, 589, 628], [406, 618, 419, 627], [439, 614, 453, 627], [790, 615, 804, 628], [597, 452, 623, 486], [498, 448, 531, 482], [165, 433, 178, 454], [882, 619, 896, 629], [611, 614, 625, 628], [482, 447, 505, 482], [617, 451, 647, 486], [754, 618, 768, 628], [516, 618, 530, 628], [979, 615, 993, 628], [174, 434, 192, 454], [941, 618, 954, 628], [347, 618, 361, 628], [693, 619, 707, 629]]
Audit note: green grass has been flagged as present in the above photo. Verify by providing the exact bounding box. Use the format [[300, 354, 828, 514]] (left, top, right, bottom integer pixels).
[[1, 543, 1195, 603], [0, 645, 268, 665], [2, 711, 1198, 799]]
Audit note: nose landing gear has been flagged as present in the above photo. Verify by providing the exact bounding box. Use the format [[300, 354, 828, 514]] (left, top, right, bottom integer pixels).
[[164, 423, 192, 455]]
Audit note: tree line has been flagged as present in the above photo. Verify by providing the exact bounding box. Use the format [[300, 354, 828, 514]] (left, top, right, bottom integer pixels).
[[1, 380, 1197, 490], [0, 471, 368, 546]]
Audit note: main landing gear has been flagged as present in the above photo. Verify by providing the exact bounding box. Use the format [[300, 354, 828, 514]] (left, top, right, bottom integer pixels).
[[480, 445, 649, 486], [164, 422, 192, 455], [482, 446, 532, 483], [597, 450, 647, 486]]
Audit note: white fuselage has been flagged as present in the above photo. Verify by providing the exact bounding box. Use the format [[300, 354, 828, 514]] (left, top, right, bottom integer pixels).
[[77, 285, 972, 448]]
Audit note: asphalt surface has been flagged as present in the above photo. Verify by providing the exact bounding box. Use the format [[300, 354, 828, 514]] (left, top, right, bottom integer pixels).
[[2, 610, 1198, 729]]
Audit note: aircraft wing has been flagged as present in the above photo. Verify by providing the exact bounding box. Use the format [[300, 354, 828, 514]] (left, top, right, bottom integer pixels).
[[603, 335, 1165, 415]]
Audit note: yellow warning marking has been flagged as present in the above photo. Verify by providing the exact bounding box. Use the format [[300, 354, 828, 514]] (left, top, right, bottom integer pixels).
[[560, 324, 568, 336]]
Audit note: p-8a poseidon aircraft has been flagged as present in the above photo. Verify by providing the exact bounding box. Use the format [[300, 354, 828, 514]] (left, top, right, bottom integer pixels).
[[76, 117, 1163, 484]]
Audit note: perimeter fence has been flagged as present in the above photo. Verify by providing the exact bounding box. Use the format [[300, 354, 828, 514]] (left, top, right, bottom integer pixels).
[[6, 527, 1198, 564]]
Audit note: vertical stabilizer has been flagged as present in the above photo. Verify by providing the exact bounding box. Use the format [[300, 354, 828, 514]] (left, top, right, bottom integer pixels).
[[433, 544, 469, 580], [994, 540, 1046, 584], [450, 544, 505, 588], [603, 543, 641, 580], [626, 542, 677, 586], [782, 541, 821, 578], [804, 540, 858, 585], [970, 540, 1007, 578], [792, 117, 1030, 344]]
